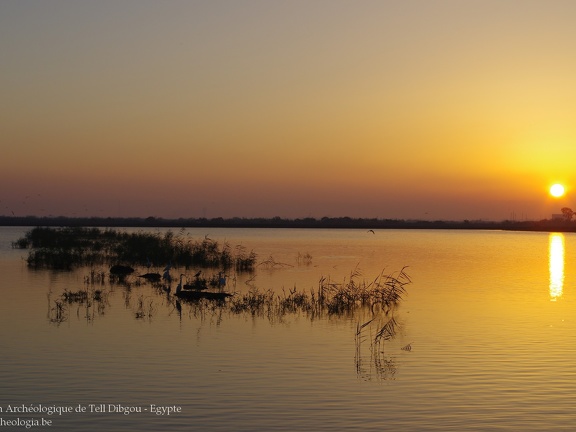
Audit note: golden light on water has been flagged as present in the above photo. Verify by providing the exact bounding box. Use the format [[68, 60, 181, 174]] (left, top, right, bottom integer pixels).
[[549, 233, 565, 301]]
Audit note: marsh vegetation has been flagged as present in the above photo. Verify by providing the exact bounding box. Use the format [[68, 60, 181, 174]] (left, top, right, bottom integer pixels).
[[49, 261, 410, 379], [15, 227, 257, 271], [24, 226, 409, 379]]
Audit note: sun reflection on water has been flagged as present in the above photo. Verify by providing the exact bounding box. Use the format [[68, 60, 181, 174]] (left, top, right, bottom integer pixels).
[[549, 233, 565, 301]]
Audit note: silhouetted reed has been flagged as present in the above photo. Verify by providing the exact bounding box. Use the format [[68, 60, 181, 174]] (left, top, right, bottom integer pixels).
[[296, 252, 313, 266], [84, 269, 107, 285], [181, 266, 410, 380], [321, 266, 410, 315], [227, 266, 410, 321], [45, 263, 410, 378], [61, 288, 108, 305], [47, 286, 110, 324], [258, 256, 294, 269], [135, 295, 155, 320], [49, 299, 67, 324], [17, 227, 257, 272]]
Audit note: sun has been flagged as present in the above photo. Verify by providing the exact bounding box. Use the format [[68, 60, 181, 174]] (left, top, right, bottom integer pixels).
[[550, 183, 565, 198]]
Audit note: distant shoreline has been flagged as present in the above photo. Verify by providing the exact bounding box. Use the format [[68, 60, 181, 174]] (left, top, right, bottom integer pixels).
[[1, 216, 575, 233]]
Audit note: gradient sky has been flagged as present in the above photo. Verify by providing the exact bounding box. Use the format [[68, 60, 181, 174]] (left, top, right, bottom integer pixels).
[[2, 0, 575, 220]]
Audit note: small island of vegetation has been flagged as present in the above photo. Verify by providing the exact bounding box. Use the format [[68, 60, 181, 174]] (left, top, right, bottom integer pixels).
[[13, 226, 256, 271]]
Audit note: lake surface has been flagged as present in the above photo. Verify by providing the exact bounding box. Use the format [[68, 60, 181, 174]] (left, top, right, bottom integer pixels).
[[1, 227, 576, 431]]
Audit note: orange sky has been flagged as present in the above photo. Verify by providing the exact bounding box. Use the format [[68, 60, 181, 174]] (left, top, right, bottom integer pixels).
[[2, 0, 575, 220]]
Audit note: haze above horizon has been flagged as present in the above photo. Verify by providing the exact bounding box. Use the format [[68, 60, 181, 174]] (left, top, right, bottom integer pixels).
[[2, 0, 575, 221]]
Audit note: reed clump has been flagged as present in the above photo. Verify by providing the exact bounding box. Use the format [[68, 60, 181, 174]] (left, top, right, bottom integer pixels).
[[61, 288, 108, 304], [229, 288, 275, 316], [296, 252, 313, 266], [48, 286, 110, 324], [183, 266, 410, 380], [227, 267, 410, 320], [16, 227, 257, 272], [135, 295, 155, 320], [320, 266, 410, 315]]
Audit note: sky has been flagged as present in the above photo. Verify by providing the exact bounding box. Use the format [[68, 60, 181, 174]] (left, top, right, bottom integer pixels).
[[2, 0, 576, 221]]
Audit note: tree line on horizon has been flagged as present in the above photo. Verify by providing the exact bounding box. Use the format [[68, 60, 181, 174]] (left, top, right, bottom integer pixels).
[[0, 214, 575, 231]]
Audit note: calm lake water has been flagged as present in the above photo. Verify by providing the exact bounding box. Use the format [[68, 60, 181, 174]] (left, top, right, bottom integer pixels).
[[1, 226, 576, 431]]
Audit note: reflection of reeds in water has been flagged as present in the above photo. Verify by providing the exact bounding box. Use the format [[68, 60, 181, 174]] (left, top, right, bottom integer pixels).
[[347, 267, 411, 381], [375, 316, 399, 343], [46, 264, 410, 378], [135, 295, 155, 320], [258, 255, 294, 270], [355, 316, 402, 381]]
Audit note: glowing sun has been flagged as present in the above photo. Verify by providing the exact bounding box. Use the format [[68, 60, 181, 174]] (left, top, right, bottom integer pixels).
[[550, 184, 565, 198]]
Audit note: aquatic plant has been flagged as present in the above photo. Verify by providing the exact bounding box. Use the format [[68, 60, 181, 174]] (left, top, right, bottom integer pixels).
[[296, 252, 313, 266], [229, 288, 274, 316], [233, 245, 257, 271], [135, 295, 155, 320], [320, 266, 410, 315], [47, 286, 110, 325], [226, 266, 410, 321], [47, 263, 410, 379], [178, 266, 410, 380], [16, 227, 257, 272], [49, 299, 67, 324], [258, 255, 294, 269], [61, 288, 108, 305], [84, 269, 107, 285]]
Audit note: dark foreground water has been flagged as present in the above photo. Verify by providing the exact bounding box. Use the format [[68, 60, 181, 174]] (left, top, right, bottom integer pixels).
[[1, 227, 576, 431]]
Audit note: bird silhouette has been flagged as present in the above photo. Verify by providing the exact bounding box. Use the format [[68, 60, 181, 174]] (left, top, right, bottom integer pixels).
[[162, 269, 172, 283], [176, 274, 186, 293]]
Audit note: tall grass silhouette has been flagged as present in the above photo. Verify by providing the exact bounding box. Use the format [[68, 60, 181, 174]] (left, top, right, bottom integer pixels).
[[15, 227, 256, 271]]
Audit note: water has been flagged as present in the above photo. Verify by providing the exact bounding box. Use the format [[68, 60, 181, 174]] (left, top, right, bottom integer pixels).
[[1, 227, 576, 431]]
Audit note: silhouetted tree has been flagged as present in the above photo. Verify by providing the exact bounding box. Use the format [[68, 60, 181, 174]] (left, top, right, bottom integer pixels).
[[561, 207, 574, 222]]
